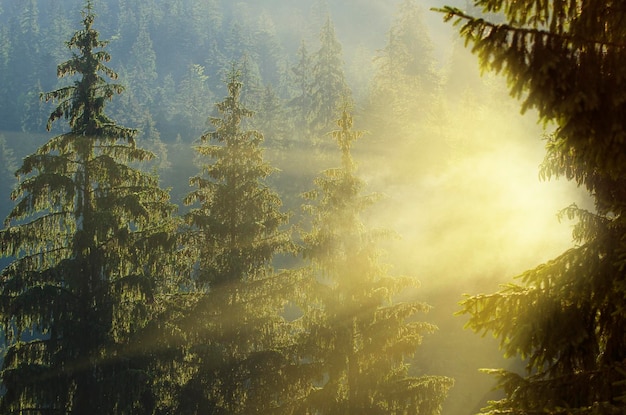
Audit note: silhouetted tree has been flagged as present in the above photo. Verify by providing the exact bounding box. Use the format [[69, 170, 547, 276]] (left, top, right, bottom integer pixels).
[[0, 3, 178, 413], [437, 1, 626, 413]]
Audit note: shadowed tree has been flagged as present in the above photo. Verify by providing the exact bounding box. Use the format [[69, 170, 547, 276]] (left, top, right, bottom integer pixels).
[[435, 1, 626, 413], [299, 103, 453, 414], [0, 3, 178, 413]]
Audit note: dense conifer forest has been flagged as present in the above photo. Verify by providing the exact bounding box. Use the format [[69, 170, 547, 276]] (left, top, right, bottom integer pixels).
[[3, 0, 624, 414]]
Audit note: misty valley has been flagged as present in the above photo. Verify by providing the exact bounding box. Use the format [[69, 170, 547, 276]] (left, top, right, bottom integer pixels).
[[0, 0, 623, 414]]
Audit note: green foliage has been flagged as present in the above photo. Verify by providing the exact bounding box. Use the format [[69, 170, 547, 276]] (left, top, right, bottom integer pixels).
[[179, 70, 302, 414], [299, 104, 453, 414], [456, 203, 626, 414], [0, 3, 179, 413], [0, 1, 462, 413]]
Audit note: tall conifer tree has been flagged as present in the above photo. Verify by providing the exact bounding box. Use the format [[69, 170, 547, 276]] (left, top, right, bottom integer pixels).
[[364, 0, 446, 179], [299, 104, 453, 414], [289, 40, 314, 140], [0, 2, 177, 413], [369, 0, 438, 126], [180, 70, 302, 414], [309, 17, 350, 139]]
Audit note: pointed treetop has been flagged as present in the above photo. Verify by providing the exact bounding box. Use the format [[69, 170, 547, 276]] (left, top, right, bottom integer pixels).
[[81, 0, 96, 28], [331, 97, 364, 172], [41, 0, 128, 138], [84, 0, 95, 15], [225, 64, 243, 97]]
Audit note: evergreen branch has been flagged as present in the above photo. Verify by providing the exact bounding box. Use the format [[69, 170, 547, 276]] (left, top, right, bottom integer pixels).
[[432, 6, 626, 49]]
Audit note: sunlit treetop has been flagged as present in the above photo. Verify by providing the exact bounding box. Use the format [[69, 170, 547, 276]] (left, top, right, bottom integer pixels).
[[41, 0, 135, 144]]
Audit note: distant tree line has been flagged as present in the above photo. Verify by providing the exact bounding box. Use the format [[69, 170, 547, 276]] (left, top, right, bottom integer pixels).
[[0, 0, 452, 215]]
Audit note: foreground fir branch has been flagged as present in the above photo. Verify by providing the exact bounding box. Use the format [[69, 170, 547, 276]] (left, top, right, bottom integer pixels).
[[436, 1, 626, 413]]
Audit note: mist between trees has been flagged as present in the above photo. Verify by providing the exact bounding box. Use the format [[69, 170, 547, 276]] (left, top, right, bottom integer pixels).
[[0, 0, 599, 414]]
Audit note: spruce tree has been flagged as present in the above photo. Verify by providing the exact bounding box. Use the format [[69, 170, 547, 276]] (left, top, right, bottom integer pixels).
[[255, 85, 290, 152], [364, 0, 446, 179], [435, 1, 626, 413], [253, 11, 285, 88], [369, 0, 439, 127], [237, 53, 264, 112], [172, 63, 212, 139], [125, 21, 158, 109], [0, 3, 177, 413], [0, 26, 11, 129], [288, 40, 314, 140], [10, 0, 50, 132], [299, 103, 453, 414], [180, 70, 302, 414], [309, 17, 350, 139]]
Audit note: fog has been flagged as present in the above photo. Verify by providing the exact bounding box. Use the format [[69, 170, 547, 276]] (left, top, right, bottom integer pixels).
[[197, 3, 590, 412], [377, 38, 589, 413]]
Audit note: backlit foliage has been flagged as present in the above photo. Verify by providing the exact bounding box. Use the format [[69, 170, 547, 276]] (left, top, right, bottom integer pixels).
[[179, 70, 302, 414], [436, 1, 626, 413]]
